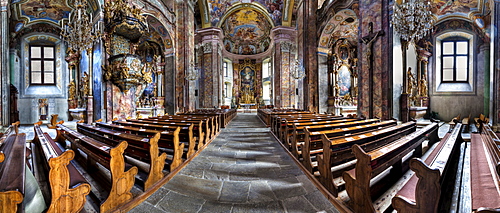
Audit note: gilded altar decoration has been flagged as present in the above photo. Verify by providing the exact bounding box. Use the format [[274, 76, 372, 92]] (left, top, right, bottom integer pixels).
[[103, 55, 150, 92]]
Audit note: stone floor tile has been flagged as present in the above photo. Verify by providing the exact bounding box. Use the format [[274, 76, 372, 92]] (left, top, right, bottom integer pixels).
[[218, 181, 250, 203], [282, 196, 317, 213]]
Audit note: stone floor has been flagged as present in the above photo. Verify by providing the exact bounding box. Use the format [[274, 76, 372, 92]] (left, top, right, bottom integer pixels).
[[130, 113, 338, 213]]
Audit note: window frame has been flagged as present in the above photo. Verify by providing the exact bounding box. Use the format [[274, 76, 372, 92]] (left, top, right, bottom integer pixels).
[[223, 61, 228, 77], [440, 37, 469, 83], [29, 44, 56, 85]]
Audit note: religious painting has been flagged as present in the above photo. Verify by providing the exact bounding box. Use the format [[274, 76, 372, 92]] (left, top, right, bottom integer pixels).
[[19, 0, 72, 24], [240, 66, 255, 90], [430, 0, 478, 16], [221, 8, 272, 55], [318, 9, 358, 52], [207, 0, 283, 26], [338, 66, 351, 97], [239, 64, 257, 104]]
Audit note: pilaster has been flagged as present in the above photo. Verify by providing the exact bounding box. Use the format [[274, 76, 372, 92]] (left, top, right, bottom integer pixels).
[[176, 0, 196, 112], [271, 27, 297, 109], [1, 0, 10, 125], [196, 27, 223, 108], [299, 0, 318, 112], [358, 0, 392, 119], [492, 0, 500, 124]]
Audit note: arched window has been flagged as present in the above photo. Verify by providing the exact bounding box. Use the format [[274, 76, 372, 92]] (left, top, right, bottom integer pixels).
[[434, 32, 474, 93], [29, 44, 56, 85], [441, 37, 469, 83]]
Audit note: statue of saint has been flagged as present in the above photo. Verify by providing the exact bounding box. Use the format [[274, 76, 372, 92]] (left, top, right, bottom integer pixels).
[[419, 74, 428, 97]]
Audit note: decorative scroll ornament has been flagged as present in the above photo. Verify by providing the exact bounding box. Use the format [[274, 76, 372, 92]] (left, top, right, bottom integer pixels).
[[392, 0, 435, 44]]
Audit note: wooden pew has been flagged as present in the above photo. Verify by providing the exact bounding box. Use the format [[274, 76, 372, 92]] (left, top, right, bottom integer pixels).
[[153, 115, 217, 140], [56, 124, 138, 213], [271, 114, 342, 137], [76, 123, 174, 187], [47, 114, 64, 129], [344, 122, 442, 213], [32, 123, 91, 213], [0, 130, 26, 213], [279, 117, 358, 146], [126, 118, 207, 147], [96, 121, 195, 159], [115, 119, 203, 151], [299, 120, 398, 173], [467, 122, 500, 211], [289, 118, 380, 157], [318, 122, 429, 197], [389, 123, 463, 213]]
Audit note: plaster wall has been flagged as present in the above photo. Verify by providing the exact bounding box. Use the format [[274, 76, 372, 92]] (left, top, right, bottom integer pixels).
[[392, 35, 403, 119]]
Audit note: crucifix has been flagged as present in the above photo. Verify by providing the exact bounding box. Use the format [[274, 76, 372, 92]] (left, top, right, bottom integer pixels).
[[360, 22, 384, 118]]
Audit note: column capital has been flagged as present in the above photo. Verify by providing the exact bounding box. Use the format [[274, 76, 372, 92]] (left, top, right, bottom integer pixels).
[[271, 26, 297, 43], [196, 27, 223, 43]]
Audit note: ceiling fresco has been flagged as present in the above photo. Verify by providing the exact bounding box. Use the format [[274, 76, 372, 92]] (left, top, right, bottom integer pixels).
[[318, 9, 358, 52], [15, 0, 72, 25], [221, 8, 272, 55], [207, 0, 283, 26], [430, 0, 479, 16]]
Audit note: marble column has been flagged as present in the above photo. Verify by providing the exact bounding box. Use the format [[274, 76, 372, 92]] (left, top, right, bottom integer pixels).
[[197, 28, 223, 108], [0, 0, 9, 125], [299, 0, 318, 112], [271, 27, 296, 109], [358, 0, 393, 119], [176, 0, 196, 112], [492, 0, 500, 124]]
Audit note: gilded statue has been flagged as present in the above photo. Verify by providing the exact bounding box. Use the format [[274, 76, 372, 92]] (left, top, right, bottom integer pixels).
[[68, 81, 76, 100], [406, 67, 415, 95], [334, 81, 340, 97], [419, 74, 428, 97]]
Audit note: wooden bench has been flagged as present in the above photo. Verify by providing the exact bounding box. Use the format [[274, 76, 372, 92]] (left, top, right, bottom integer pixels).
[[127, 118, 207, 147], [97, 121, 195, 159], [55, 124, 138, 212], [467, 122, 500, 211], [257, 109, 312, 126], [448, 114, 461, 132], [462, 113, 471, 132], [278, 117, 358, 146], [47, 114, 64, 129], [153, 115, 217, 140], [299, 120, 397, 173], [271, 114, 343, 137], [0, 122, 25, 213], [391, 123, 464, 213], [32, 123, 91, 212], [344, 122, 442, 212], [76, 123, 173, 188], [317, 122, 425, 197]]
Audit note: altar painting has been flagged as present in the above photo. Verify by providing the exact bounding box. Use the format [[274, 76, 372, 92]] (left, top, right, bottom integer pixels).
[[338, 66, 351, 96], [239, 65, 256, 104]]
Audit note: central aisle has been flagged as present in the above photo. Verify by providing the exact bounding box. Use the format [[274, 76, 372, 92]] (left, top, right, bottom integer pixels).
[[131, 114, 338, 213]]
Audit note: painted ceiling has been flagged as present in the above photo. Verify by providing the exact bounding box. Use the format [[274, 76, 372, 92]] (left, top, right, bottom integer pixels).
[[431, 0, 479, 16], [207, 0, 283, 26], [318, 9, 358, 51], [221, 8, 273, 55]]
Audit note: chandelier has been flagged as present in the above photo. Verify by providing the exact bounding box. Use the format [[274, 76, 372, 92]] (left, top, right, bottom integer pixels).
[[61, 0, 101, 54], [392, 0, 435, 43], [186, 64, 200, 81], [292, 59, 306, 80]]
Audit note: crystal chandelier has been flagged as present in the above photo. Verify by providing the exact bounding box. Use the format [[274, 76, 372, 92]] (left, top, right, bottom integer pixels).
[[186, 64, 200, 81], [61, 0, 101, 54], [392, 0, 435, 43], [292, 59, 306, 80]]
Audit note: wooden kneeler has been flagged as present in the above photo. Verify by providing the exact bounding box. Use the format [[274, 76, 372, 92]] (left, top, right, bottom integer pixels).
[[100, 141, 138, 213], [392, 158, 441, 213], [47, 150, 91, 213]]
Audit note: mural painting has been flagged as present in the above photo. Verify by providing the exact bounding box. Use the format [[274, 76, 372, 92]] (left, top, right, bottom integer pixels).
[[208, 0, 283, 26], [430, 0, 478, 16], [19, 0, 72, 24], [318, 9, 358, 51], [221, 8, 272, 55], [92, 43, 102, 119]]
